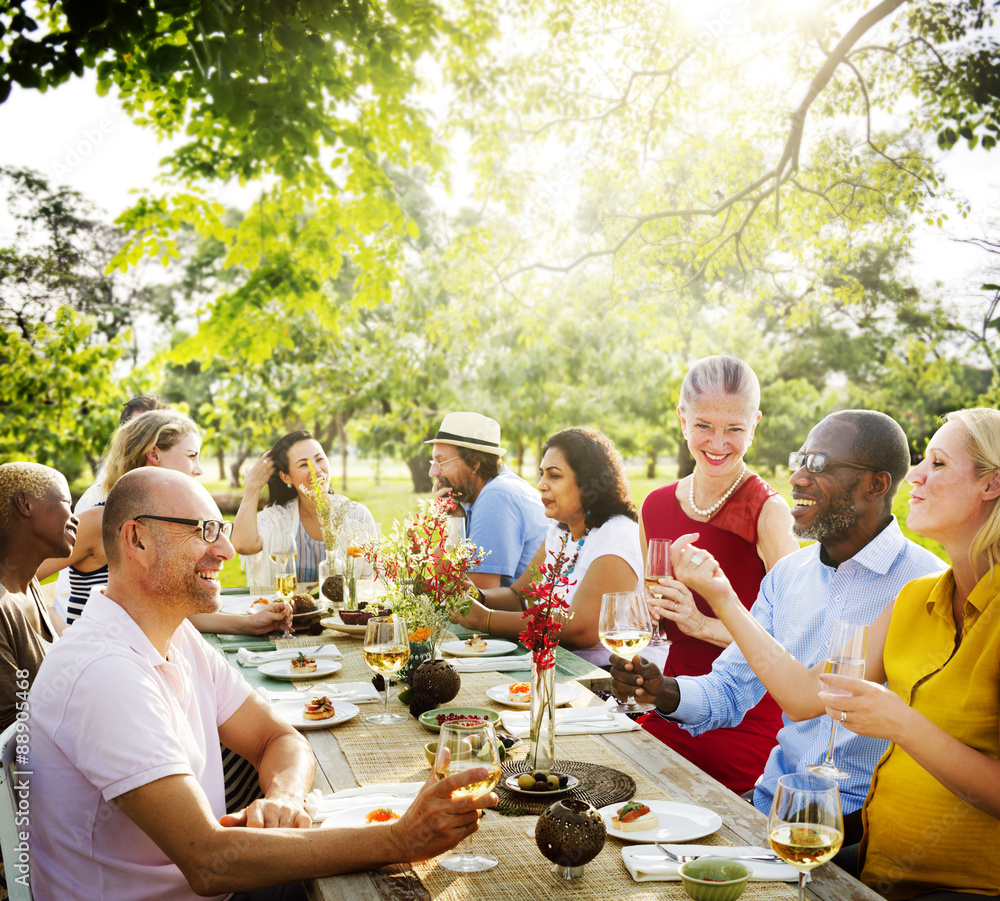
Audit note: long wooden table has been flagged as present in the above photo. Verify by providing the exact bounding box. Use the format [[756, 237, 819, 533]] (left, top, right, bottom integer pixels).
[[212, 616, 880, 901]]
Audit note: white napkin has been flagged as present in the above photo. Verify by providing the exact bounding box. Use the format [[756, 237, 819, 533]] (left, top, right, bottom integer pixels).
[[501, 707, 641, 737], [237, 646, 341, 667], [448, 657, 529, 673], [622, 845, 798, 882], [622, 845, 799, 882], [256, 682, 380, 704], [304, 783, 423, 819]]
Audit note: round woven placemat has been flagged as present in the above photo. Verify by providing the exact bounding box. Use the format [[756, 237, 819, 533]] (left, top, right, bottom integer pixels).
[[496, 758, 635, 815]]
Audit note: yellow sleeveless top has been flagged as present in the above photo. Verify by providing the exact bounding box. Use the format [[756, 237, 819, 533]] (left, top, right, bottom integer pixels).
[[861, 567, 1000, 899]]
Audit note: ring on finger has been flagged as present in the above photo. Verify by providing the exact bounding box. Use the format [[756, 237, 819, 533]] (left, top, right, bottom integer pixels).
[[840, 710, 847, 723]]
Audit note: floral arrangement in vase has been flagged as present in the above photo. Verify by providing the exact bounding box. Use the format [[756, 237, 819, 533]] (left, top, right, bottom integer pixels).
[[307, 461, 355, 604], [361, 497, 485, 657], [519, 532, 576, 769]]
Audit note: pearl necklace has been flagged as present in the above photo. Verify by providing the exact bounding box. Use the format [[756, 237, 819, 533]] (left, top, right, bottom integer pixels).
[[689, 462, 746, 518]]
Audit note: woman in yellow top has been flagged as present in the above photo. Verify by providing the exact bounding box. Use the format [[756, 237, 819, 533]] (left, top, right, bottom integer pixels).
[[665, 407, 1000, 901]]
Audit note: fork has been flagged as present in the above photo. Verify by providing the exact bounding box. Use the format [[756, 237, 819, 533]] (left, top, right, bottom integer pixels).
[[655, 843, 783, 863]]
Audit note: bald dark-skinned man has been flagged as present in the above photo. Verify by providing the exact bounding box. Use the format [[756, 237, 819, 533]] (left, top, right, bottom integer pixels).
[[28, 468, 496, 901]]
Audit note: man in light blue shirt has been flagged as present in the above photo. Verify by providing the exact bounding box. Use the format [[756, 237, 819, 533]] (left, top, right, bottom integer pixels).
[[427, 412, 548, 589], [611, 410, 944, 821]]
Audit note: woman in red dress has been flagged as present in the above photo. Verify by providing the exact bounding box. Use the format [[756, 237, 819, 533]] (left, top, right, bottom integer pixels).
[[640, 355, 799, 793]]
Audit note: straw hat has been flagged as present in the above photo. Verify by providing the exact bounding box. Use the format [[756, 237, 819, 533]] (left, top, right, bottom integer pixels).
[[425, 412, 507, 456]]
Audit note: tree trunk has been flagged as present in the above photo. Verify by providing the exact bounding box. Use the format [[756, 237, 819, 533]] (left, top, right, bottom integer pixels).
[[230, 447, 251, 488], [338, 412, 349, 493], [677, 441, 694, 479], [516, 441, 525, 477], [646, 449, 657, 480], [217, 444, 226, 482], [407, 453, 433, 493]]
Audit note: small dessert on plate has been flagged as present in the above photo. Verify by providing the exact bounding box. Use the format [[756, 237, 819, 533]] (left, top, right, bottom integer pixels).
[[507, 681, 531, 703], [464, 634, 488, 653], [611, 800, 658, 832], [364, 808, 402, 825], [249, 597, 271, 612], [290, 652, 317, 674], [302, 696, 336, 721]]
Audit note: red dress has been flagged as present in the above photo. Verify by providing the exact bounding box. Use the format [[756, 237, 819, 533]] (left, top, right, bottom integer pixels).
[[639, 475, 785, 794]]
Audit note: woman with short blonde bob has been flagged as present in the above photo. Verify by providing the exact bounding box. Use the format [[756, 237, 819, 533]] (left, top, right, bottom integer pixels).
[[674, 407, 1000, 899], [40, 410, 203, 624]]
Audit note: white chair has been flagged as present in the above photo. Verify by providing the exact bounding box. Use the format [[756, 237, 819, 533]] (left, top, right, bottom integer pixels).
[[0, 721, 33, 900]]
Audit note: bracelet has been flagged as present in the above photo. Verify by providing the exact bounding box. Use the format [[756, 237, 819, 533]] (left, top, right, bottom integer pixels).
[[486, 609, 492, 635]]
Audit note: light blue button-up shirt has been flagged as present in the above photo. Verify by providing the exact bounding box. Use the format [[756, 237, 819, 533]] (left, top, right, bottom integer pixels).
[[669, 518, 945, 815]]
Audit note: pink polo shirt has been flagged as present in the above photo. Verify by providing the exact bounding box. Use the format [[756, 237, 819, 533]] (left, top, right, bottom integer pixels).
[[28, 590, 251, 901]]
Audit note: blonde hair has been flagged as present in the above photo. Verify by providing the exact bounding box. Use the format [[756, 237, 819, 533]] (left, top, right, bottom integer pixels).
[[942, 408, 1000, 577], [0, 463, 65, 536], [100, 410, 199, 493]]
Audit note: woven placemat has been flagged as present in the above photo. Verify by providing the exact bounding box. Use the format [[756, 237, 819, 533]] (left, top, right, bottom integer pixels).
[[497, 759, 635, 815]]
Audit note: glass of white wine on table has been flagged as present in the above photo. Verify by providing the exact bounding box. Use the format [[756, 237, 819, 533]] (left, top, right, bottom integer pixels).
[[644, 538, 671, 646], [362, 616, 411, 725], [433, 720, 502, 872], [768, 773, 844, 901], [807, 620, 868, 779], [271, 533, 297, 638], [599, 590, 655, 714]]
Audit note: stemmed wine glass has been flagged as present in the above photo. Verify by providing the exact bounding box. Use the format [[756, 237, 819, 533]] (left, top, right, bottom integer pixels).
[[768, 773, 844, 901], [444, 515, 466, 549], [807, 620, 868, 779], [433, 720, 502, 872], [362, 616, 411, 725], [644, 538, 672, 646], [271, 533, 297, 638], [599, 591, 654, 713]]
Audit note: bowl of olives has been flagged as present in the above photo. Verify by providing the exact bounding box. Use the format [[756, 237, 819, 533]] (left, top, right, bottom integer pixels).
[[504, 769, 580, 796]]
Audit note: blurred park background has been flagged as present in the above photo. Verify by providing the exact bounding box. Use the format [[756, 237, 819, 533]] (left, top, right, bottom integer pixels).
[[0, 0, 994, 579]]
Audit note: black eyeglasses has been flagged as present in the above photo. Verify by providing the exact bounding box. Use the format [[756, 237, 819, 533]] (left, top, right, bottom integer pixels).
[[788, 452, 882, 474], [134, 515, 233, 543]]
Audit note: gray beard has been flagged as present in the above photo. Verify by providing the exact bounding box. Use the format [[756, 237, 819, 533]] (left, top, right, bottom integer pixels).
[[793, 479, 863, 544]]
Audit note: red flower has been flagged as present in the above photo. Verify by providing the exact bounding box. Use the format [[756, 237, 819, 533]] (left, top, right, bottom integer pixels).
[[519, 534, 576, 670]]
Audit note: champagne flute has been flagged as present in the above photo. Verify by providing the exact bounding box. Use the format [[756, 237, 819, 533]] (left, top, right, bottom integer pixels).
[[807, 620, 868, 779], [768, 773, 844, 901], [434, 720, 502, 872], [599, 591, 654, 713], [644, 538, 671, 646], [363, 616, 411, 725]]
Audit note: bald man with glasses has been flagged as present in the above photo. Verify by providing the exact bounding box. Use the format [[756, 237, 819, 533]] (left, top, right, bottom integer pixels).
[[611, 410, 945, 836], [27, 468, 497, 901]]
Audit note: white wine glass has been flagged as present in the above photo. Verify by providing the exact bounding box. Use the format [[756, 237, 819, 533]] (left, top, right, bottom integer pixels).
[[434, 720, 502, 872], [807, 620, 868, 779], [363, 616, 411, 725], [599, 591, 654, 713], [644, 538, 672, 646], [444, 515, 466, 549], [768, 773, 844, 901], [271, 532, 298, 599]]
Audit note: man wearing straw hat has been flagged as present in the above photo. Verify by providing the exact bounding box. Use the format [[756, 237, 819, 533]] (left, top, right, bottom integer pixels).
[[427, 412, 547, 589]]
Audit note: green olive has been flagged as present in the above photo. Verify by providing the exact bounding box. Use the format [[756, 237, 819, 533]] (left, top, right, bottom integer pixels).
[[546, 774, 560, 790], [517, 773, 536, 790]]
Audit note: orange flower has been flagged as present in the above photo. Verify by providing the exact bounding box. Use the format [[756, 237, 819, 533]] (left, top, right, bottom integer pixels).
[[408, 626, 434, 642], [347, 545, 364, 558]]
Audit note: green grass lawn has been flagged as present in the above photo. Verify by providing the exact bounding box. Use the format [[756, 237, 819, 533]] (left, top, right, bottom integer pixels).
[[203, 457, 947, 590]]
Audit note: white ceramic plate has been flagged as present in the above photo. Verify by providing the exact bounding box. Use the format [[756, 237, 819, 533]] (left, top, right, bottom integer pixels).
[[271, 699, 360, 730], [503, 772, 580, 796], [319, 615, 367, 637], [320, 798, 414, 829], [441, 639, 519, 658], [258, 658, 344, 681], [598, 801, 722, 843], [485, 682, 583, 709]]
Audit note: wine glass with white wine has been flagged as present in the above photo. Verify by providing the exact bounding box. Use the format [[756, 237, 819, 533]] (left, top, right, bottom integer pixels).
[[807, 620, 868, 779], [271, 532, 298, 600], [768, 773, 844, 901], [599, 591, 654, 713], [433, 720, 502, 872], [644, 538, 672, 646], [363, 616, 411, 725]]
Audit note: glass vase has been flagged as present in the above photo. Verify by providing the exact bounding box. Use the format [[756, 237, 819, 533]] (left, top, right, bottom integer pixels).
[[529, 658, 557, 770], [318, 553, 344, 608]]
